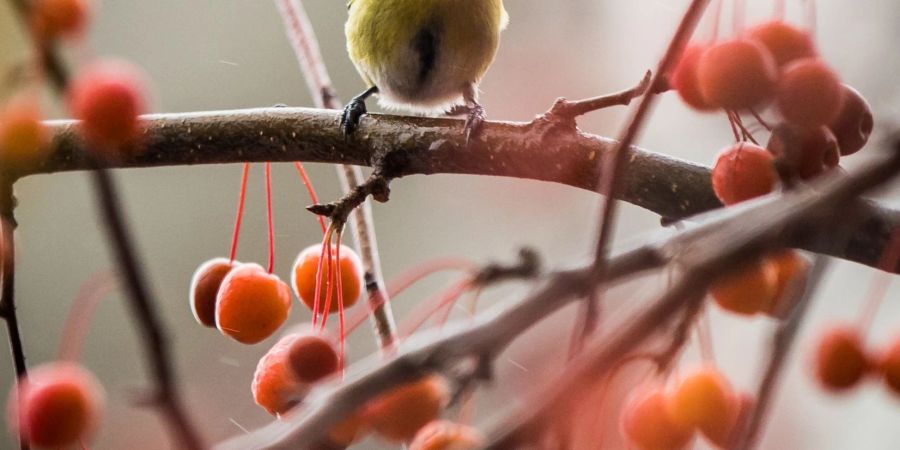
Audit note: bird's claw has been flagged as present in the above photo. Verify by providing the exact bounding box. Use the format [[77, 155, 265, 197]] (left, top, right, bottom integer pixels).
[[463, 104, 486, 147], [340, 99, 368, 137]]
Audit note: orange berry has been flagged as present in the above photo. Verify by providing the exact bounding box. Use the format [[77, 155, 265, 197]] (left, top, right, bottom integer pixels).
[[704, 392, 754, 449], [621, 386, 694, 450], [711, 143, 777, 206], [292, 244, 363, 313], [761, 250, 810, 318], [7, 362, 104, 448], [409, 420, 484, 450], [366, 375, 449, 442], [251, 334, 306, 415], [0, 95, 50, 168], [879, 338, 900, 397], [68, 60, 148, 158], [666, 368, 735, 444], [327, 412, 369, 446], [189, 258, 236, 328], [814, 326, 870, 391], [31, 0, 91, 42], [696, 39, 778, 110], [709, 259, 778, 316], [745, 21, 817, 68], [776, 58, 845, 129], [287, 332, 339, 384], [767, 125, 840, 180], [829, 85, 873, 156], [216, 263, 291, 344], [671, 45, 716, 111]]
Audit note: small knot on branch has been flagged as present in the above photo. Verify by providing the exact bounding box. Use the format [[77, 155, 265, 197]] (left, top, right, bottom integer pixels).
[[474, 248, 541, 286], [307, 174, 393, 224]]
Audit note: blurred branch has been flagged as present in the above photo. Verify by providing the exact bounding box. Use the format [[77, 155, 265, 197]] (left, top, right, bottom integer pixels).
[[26, 108, 900, 275], [216, 144, 900, 450]]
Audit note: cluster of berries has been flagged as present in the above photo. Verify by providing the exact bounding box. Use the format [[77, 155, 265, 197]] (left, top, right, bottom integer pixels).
[[814, 326, 900, 396], [622, 366, 752, 450]]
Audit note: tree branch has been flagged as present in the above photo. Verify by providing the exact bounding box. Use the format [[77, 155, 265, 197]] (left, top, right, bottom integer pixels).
[[27, 108, 900, 274]]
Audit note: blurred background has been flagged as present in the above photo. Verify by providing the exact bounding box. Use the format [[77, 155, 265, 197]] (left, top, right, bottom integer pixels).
[[1, 0, 900, 448]]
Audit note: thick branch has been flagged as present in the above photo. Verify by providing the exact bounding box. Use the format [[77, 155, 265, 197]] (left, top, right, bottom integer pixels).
[[30, 108, 900, 274]]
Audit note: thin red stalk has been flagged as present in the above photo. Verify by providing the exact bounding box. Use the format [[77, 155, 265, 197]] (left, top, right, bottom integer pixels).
[[399, 279, 473, 338], [319, 241, 336, 328], [311, 224, 334, 326], [229, 163, 250, 263], [386, 258, 477, 298], [334, 232, 346, 372], [859, 228, 900, 330], [733, 114, 760, 145], [696, 306, 715, 364], [750, 108, 773, 132], [727, 111, 742, 142], [708, 0, 724, 43], [293, 162, 327, 235], [57, 271, 118, 361], [265, 163, 275, 273]]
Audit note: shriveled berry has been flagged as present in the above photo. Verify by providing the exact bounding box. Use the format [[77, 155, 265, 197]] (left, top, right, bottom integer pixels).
[[666, 367, 735, 444], [776, 58, 844, 128], [292, 244, 363, 313], [829, 85, 874, 156], [671, 45, 716, 111], [366, 375, 449, 442], [0, 95, 50, 169], [7, 362, 104, 448], [710, 259, 778, 316], [31, 0, 91, 41], [68, 60, 148, 157], [287, 332, 339, 384], [761, 250, 810, 318], [409, 420, 484, 450], [745, 21, 817, 68], [696, 39, 778, 110], [879, 338, 900, 397], [621, 386, 694, 450], [189, 257, 236, 328], [814, 326, 870, 391], [251, 334, 306, 415], [767, 125, 840, 180], [711, 143, 777, 205], [216, 263, 291, 344]]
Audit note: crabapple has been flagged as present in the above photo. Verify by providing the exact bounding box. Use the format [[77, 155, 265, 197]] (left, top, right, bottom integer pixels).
[[0, 95, 49, 168], [292, 244, 363, 313], [216, 263, 291, 344], [671, 45, 715, 111], [666, 367, 735, 444], [709, 259, 778, 316], [711, 143, 777, 206], [366, 375, 450, 442], [745, 21, 817, 68], [409, 420, 484, 450], [621, 386, 694, 450], [814, 326, 870, 391], [879, 338, 900, 397], [761, 250, 810, 318], [31, 0, 91, 42], [286, 331, 339, 384], [696, 39, 778, 110], [829, 85, 874, 156], [776, 58, 845, 129], [68, 60, 148, 158], [251, 334, 306, 415], [189, 257, 236, 328], [7, 362, 104, 448], [767, 125, 840, 180]]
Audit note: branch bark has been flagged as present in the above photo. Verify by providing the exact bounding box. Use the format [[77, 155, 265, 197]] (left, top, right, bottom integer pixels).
[[28, 108, 900, 274]]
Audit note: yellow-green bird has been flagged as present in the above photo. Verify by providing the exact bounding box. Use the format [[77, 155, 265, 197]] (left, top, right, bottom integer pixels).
[[342, 0, 509, 143]]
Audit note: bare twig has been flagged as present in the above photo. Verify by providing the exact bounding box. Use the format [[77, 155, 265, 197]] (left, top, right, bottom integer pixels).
[[216, 144, 900, 450], [274, 0, 398, 348]]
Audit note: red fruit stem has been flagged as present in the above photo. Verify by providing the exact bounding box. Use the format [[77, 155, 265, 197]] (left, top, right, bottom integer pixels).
[[727, 112, 742, 142], [334, 232, 346, 372], [708, 0, 723, 43], [774, 0, 786, 20], [311, 224, 334, 326], [385, 257, 478, 298], [293, 162, 327, 235], [696, 306, 716, 364], [749, 108, 773, 132], [228, 163, 250, 263], [858, 227, 900, 331], [57, 271, 117, 361], [399, 278, 473, 338], [264, 163, 275, 273], [318, 240, 336, 327]]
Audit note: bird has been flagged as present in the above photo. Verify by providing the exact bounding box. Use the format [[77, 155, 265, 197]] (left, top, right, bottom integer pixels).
[[342, 0, 508, 144]]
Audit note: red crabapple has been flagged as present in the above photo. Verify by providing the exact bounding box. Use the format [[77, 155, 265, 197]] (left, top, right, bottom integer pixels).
[[68, 60, 148, 158], [829, 85, 874, 156], [286, 331, 339, 384], [814, 326, 870, 391], [251, 334, 306, 415], [292, 244, 363, 313], [666, 367, 735, 444], [776, 58, 845, 129], [31, 0, 91, 42], [189, 257, 236, 328], [711, 143, 777, 205], [621, 386, 694, 450], [326, 412, 369, 447], [709, 259, 778, 316], [216, 263, 291, 344], [761, 250, 810, 318], [696, 39, 778, 110], [671, 45, 716, 111], [879, 338, 900, 397], [745, 21, 817, 69], [7, 362, 104, 448], [704, 392, 754, 449], [0, 95, 50, 168], [366, 375, 449, 442], [409, 420, 484, 450], [767, 125, 840, 180]]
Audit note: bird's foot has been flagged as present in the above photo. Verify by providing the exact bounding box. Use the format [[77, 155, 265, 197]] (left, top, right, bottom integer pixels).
[[463, 104, 486, 147], [340, 98, 368, 137]]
